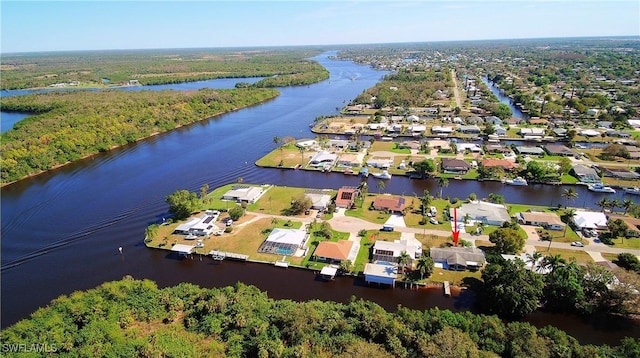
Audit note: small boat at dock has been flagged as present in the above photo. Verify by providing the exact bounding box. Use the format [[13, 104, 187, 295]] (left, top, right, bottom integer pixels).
[[588, 183, 616, 193], [623, 187, 640, 195], [505, 177, 528, 186], [372, 170, 392, 180]]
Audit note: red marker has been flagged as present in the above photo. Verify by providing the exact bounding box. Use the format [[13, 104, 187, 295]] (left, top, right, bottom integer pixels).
[[452, 207, 459, 246]]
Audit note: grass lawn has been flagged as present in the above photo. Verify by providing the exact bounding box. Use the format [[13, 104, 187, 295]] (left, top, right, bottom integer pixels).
[[506, 203, 554, 215], [439, 170, 479, 180], [428, 268, 482, 286], [601, 252, 619, 262], [605, 237, 640, 249], [370, 141, 395, 152], [415, 234, 453, 248], [534, 246, 594, 265], [248, 185, 311, 215], [345, 195, 392, 224], [255, 144, 307, 168], [561, 174, 580, 184]]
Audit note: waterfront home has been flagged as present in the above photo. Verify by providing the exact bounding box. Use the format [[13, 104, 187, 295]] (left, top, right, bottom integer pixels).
[[431, 126, 454, 135], [426, 139, 451, 151], [407, 115, 420, 122], [544, 144, 574, 156], [327, 139, 349, 150], [372, 196, 407, 214], [257, 228, 309, 257], [222, 185, 266, 204], [398, 140, 421, 150], [336, 153, 362, 167], [553, 128, 568, 137], [366, 123, 388, 131], [516, 211, 565, 230], [430, 247, 486, 271], [309, 151, 338, 167], [572, 210, 608, 230], [173, 210, 221, 236], [608, 215, 640, 237], [305, 190, 332, 211], [295, 139, 318, 149], [516, 146, 545, 156], [485, 144, 512, 154], [625, 146, 640, 160], [408, 125, 426, 134], [571, 164, 600, 183], [364, 262, 398, 287], [480, 159, 517, 171], [485, 116, 502, 125], [519, 128, 546, 138], [494, 125, 507, 136], [452, 201, 510, 226], [441, 158, 471, 174], [580, 129, 601, 137], [456, 143, 482, 153], [366, 158, 393, 169], [599, 167, 640, 180], [313, 239, 359, 264], [372, 236, 422, 265], [501, 253, 551, 274], [458, 125, 481, 134], [335, 187, 359, 209], [529, 118, 550, 126]]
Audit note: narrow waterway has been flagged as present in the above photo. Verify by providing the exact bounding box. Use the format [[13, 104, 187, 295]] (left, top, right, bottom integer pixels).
[[481, 76, 528, 120], [1, 52, 638, 345]]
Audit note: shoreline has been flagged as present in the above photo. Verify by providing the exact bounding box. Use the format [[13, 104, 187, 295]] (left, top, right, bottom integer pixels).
[[0, 95, 278, 188]]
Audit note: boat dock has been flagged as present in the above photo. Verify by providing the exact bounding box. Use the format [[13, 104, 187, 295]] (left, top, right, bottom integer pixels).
[[443, 281, 451, 297], [208, 250, 249, 261]]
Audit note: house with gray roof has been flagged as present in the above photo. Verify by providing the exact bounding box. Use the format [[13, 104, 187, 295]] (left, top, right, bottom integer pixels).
[[430, 247, 486, 271], [571, 164, 600, 183], [451, 201, 510, 226], [516, 146, 545, 156], [544, 144, 574, 156]]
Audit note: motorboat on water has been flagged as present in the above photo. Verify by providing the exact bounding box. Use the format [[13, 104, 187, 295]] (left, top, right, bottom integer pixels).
[[372, 170, 392, 179], [588, 183, 616, 193], [505, 177, 528, 186], [623, 187, 640, 195]]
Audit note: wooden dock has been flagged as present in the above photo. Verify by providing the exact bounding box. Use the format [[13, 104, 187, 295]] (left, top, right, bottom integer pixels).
[[443, 281, 451, 297], [208, 250, 249, 261]]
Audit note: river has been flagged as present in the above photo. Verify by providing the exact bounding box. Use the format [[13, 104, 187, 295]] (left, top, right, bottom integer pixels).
[[1, 52, 638, 345], [481, 76, 528, 119]]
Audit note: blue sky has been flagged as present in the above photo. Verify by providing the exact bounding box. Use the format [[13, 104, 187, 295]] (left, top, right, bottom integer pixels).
[[1, 1, 638, 53]]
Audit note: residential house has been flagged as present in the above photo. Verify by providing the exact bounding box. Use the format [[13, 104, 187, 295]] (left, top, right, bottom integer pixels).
[[485, 116, 502, 125], [222, 185, 265, 203], [372, 196, 407, 214], [529, 118, 550, 126], [599, 167, 640, 180], [456, 143, 482, 153], [174, 210, 221, 236], [364, 262, 398, 287], [409, 125, 427, 134], [571, 165, 600, 183], [337, 153, 361, 167], [313, 240, 359, 264], [494, 125, 507, 136], [452, 201, 510, 226], [481, 159, 517, 171], [553, 128, 567, 137], [335, 187, 359, 209], [372, 237, 423, 265], [430, 247, 486, 271], [459, 125, 481, 134], [295, 139, 318, 149], [431, 126, 454, 135], [519, 128, 546, 138], [544, 144, 574, 156], [580, 129, 601, 137], [258, 228, 309, 257], [516, 146, 545, 156], [427, 139, 451, 151], [366, 158, 393, 169], [309, 151, 338, 167], [441, 158, 472, 174], [327, 139, 349, 150], [572, 210, 608, 230], [305, 190, 332, 211], [485, 144, 512, 154], [516, 211, 565, 230]]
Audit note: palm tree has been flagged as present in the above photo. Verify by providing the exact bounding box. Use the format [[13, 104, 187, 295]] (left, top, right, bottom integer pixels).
[[622, 199, 634, 215], [542, 254, 567, 272], [596, 198, 611, 213], [561, 188, 578, 209], [398, 251, 411, 277], [144, 224, 158, 243], [562, 208, 576, 240], [416, 255, 434, 280], [525, 251, 543, 272], [437, 176, 449, 198], [377, 180, 385, 194], [273, 136, 282, 165], [420, 189, 432, 217], [611, 198, 622, 214]]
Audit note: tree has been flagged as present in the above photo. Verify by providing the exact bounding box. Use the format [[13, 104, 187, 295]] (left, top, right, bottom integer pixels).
[[561, 208, 576, 240], [419, 189, 432, 217], [228, 205, 244, 221], [288, 194, 312, 215], [488, 193, 505, 204], [489, 227, 525, 254], [608, 218, 629, 239], [411, 159, 435, 178], [543, 261, 586, 313], [200, 184, 210, 203], [622, 199, 634, 215], [318, 221, 332, 240], [437, 176, 449, 198], [615, 253, 640, 273], [483, 123, 496, 136], [478, 259, 544, 318], [597, 198, 612, 212], [525, 251, 543, 271], [145, 224, 158, 242], [416, 255, 434, 280], [398, 251, 411, 276], [273, 136, 283, 165], [600, 143, 630, 160], [541, 254, 567, 272], [493, 103, 513, 120], [339, 260, 353, 274], [558, 157, 572, 176], [166, 189, 200, 220], [377, 180, 385, 194], [561, 188, 578, 208]]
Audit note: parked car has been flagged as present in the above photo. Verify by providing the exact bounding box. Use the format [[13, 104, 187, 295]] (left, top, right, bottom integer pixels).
[[571, 241, 584, 247], [381, 224, 394, 232], [430, 217, 438, 225], [430, 206, 437, 215]]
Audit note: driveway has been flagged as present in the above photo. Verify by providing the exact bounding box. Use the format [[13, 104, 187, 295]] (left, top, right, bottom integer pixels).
[[385, 214, 406, 228], [521, 225, 540, 241]]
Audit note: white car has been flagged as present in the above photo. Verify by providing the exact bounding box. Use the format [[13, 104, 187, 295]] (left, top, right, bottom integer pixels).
[[571, 241, 584, 247], [430, 217, 438, 225], [430, 206, 437, 215]]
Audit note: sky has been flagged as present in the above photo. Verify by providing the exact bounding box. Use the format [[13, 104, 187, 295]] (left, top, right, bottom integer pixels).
[[1, 1, 639, 53]]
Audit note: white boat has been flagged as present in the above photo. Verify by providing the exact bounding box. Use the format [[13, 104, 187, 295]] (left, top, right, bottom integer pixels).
[[372, 170, 392, 179], [588, 183, 616, 193], [505, 177, 528, 186], [624, 187, 640, 195]]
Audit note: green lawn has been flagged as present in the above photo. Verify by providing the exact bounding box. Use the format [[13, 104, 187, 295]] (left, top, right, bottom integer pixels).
[[248, 186, 309, 215], [561, 174, 580, 184], [428, 268, 482, 286], [534, 246, 594, 265], [605, 237, 640, 249], [345, 195, 392, 224], [255, 144, 307, 168]]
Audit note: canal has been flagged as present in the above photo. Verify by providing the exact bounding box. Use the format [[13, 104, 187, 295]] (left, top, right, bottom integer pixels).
[[1, 52, 638, 345]]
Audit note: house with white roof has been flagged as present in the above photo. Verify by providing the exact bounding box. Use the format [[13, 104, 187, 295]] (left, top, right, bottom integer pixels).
[[305, 191, 332, 211], [222, 186, 266, 204], [430, 247, 486, 271], [452, 201, 510, 226], [456, 143, 482, 153], [572, 210, 608, 230], [431, 126, 454, 135], [519, 128, 546, 137], [372, 237, 423, 265], [309, 151, 338, 167], [258, 228, 309, 257], [364, 262, 398, 287]]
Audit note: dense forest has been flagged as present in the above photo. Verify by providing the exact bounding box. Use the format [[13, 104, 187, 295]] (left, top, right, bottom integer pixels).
[[0, 88, 279, 183], [2, 277, 639, 357], [0, 49, 328, 90]]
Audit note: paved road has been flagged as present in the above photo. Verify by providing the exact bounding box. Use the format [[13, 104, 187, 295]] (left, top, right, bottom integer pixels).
[[450, 69, 462, 109]]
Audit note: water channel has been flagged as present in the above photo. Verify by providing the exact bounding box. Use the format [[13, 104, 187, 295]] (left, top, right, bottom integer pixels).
[[1, 52, 638, 344]]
